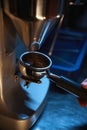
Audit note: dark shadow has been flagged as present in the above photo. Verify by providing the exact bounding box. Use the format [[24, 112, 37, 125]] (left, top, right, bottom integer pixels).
[[71, 124, 87, 130]]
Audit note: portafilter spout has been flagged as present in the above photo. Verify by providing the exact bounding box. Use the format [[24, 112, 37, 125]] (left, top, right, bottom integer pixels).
[[3, 0, 65, 50], [19, 51, 87, 102]]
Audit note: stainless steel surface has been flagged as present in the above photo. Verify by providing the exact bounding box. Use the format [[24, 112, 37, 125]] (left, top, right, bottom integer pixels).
[[3, 0, 63, 20], [0, 77, 50, 130], [0, 0, 64, 129], [3, 0, 65, 50], [48, 15, 64, 56], [19, 51, 52, 80], [0, 0, 66, 129], [0, 6, 50, 128]]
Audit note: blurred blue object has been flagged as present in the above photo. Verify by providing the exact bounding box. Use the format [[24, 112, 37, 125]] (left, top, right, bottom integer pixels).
[[40, 29, 87, 80]]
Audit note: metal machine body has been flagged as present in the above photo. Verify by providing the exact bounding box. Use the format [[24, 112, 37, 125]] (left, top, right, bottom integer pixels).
[[0, 2, 50, 130], [0, 0, 65, 129]]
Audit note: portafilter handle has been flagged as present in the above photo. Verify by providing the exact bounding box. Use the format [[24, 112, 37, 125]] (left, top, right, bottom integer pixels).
[[48, 73, 87, 102]]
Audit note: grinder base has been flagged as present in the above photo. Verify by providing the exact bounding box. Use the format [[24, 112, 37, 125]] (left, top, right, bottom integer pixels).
[[0, 76, 50, 130]]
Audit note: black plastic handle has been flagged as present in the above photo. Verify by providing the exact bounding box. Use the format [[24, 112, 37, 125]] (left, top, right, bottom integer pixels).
[[49, 73, 87, 102]]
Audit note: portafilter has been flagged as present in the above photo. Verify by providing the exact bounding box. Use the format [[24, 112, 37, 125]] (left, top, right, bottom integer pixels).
[[19, 51, 87, 101]]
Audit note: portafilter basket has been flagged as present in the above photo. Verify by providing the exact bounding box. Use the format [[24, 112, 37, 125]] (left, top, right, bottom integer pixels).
[[19, 51, 87, 101]]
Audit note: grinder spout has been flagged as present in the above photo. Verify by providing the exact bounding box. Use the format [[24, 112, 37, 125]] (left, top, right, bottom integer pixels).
[[3, 0, 65, 50]]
